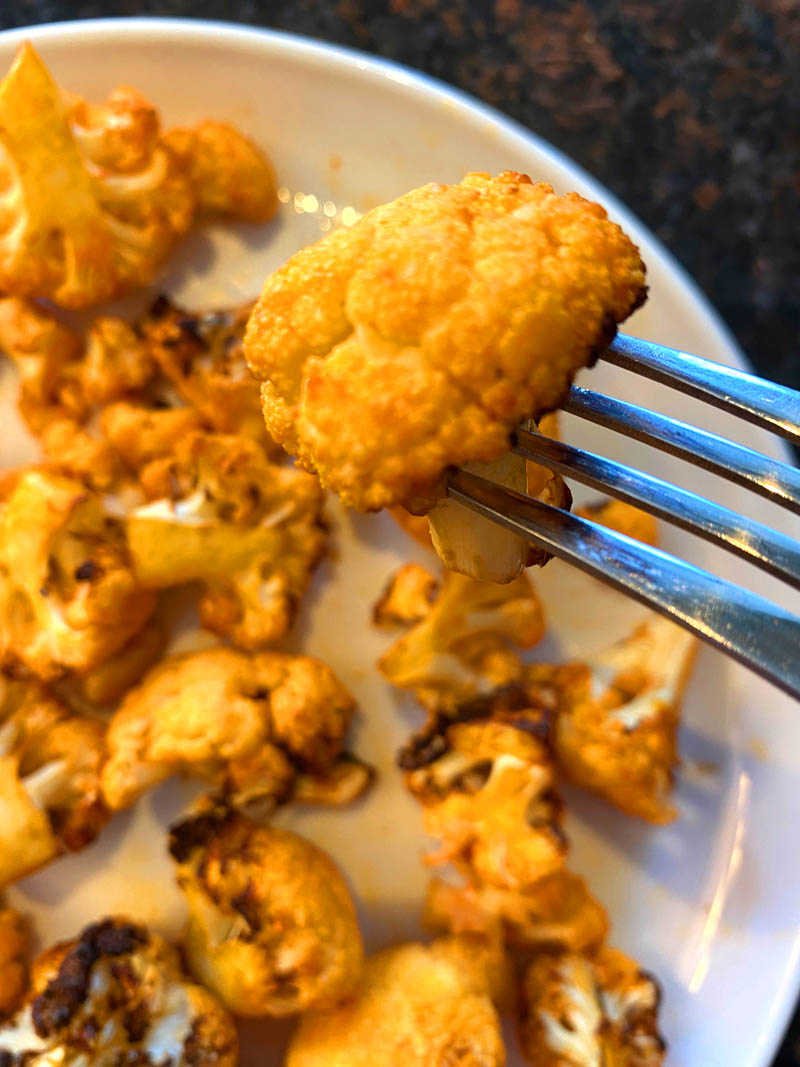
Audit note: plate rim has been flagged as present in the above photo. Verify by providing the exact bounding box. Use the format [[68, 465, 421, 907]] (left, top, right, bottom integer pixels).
[[0, 16, 796, 1065]]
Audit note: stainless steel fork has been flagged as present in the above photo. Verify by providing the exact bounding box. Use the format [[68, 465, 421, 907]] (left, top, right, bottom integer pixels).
[[448, 333, 800, 699]]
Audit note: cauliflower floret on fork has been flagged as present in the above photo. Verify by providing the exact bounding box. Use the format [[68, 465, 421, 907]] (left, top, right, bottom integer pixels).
[[127, 432, 326, 648], [0, 469, 155, 679], [101, 647, 368, 812], [518, 947, 665, 1067], [0, 917, 238, 1066], [0, 674, 109, 888], [169, 808, 364, 1017], [245, 170, 646, 581], [0, 44, 195, 308], [399, 689, 566, 891], [285, 937, 505, 1067], [539, 615, 697, 824], [377, 564, 545, 713]]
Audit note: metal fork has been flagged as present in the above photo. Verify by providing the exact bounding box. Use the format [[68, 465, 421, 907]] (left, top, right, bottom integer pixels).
[[448, 333, 800, 700]]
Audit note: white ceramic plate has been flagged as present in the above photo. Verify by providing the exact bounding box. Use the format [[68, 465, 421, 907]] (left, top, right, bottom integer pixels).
[[0, 18, 798, 1067]]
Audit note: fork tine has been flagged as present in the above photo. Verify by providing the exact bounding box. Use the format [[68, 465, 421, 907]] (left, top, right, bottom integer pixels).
[[564, 386, 800, 516], [603, 334, 800, 447], [513, 427, 800, 590], [447, 469, 800, 700]]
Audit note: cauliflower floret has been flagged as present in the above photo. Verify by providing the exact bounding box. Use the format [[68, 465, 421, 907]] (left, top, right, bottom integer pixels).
[[399, 699, 566, 891], [0, 917, 238, 1066], [0, 297, 84, 435], [541, 616, 696, 823], [245, 171, 645, 514], [519, 947, 665, 1067], [163, 120, 278, 222], [425, 871, 609, 955], [377, 566, 545, 712], [128, 432, 326, 648], [169, 808, 364, 1017], [285, 938, 505, 1067], [0, 906, 29, 1017], [80, 315, 156, 405], [0, 674, 109, 887], [100, 399, 204, 474], [101, 647, 361, 811], [77, 623, 166, 707], [0, 470, 155, 679], [373, 562, 439, 627], [575, 498, 659, 547], [0, 44, 195, 308], [140, 295, 278, 448]]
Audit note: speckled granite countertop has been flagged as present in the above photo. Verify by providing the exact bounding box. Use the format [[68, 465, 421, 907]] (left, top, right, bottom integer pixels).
[[0, 1, 798, 1063]]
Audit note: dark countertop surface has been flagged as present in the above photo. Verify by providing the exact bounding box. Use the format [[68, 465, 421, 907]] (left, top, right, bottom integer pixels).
[[1, 2, 798, 1064]]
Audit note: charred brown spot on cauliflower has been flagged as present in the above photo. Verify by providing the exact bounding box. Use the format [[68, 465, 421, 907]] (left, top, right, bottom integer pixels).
[[519, 947, 665, 1067], [285, 938, 505, 1067], [101, 647, 365, 812], [163, 120, 278, 223], [0, 45, 195, 308], [536, 616, 696, 824], [424, 871, 609, 956], [400, 692, 566, 891], [128, 432, 326, 648], [0, 674, 109, 888], [0, 907, 29, 1018], [140, 295, 279, 450], [378, 566, 545, 713], [0, 469, 155, 679], [245, 170, 646, 519], [0, 917, 238, 1066], [169, 809, 364, 1018]]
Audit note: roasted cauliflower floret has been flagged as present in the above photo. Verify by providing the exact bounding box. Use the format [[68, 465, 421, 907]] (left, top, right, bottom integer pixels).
[[0, 470, 155, 679], [519, 947, 665, 1067], [541, 616, 696, 823], [0, 297, 84, 435], [100, 398, 203, 474], [0, 906, 29, 1017], [399, 700, 566, 891], [285, 938, 505, 1067], [101, 647, 360, 811], [377, 566, 545, 712], [425, 871, 609, 955], [245, 171, 645, 516], [0, 674, 109, 887], [128, 432, 326, 648], [140, 295, 277, 447], [77, 623, 166, 707], [373, 562, 439, 627], [0, 917, 238, 1066], [163, 120, 278, 222], [0, 44, 195, 308], [80, 315, 156, 405], [169, 809, 364, 1017]]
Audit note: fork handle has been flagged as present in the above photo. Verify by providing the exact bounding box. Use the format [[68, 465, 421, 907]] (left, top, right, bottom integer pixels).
[[604, 334, 800, 447], [448, 469, 800, 701]]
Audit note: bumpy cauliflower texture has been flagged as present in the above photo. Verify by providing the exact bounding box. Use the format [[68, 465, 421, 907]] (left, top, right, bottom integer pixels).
[[169, 809, 364, 1017], [0, 470, 154, 679], [519, 947, 665, 1067], [0, 44, 195, 307], [245, 170, 646, 514], [0, 917, 238, 1066], [101, 646, 360, 811], [542, 616, 696, 823], [377, 566, 545, 713], [128, 432, 326, 648], [285, 938, 505, 1067], [400, 698, 566, 891], [0, 674, 109, 887], [163, 120, 278, 222]]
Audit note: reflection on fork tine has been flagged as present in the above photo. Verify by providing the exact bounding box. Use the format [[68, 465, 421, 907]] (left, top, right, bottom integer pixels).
[[448, 339, 800, 698]]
